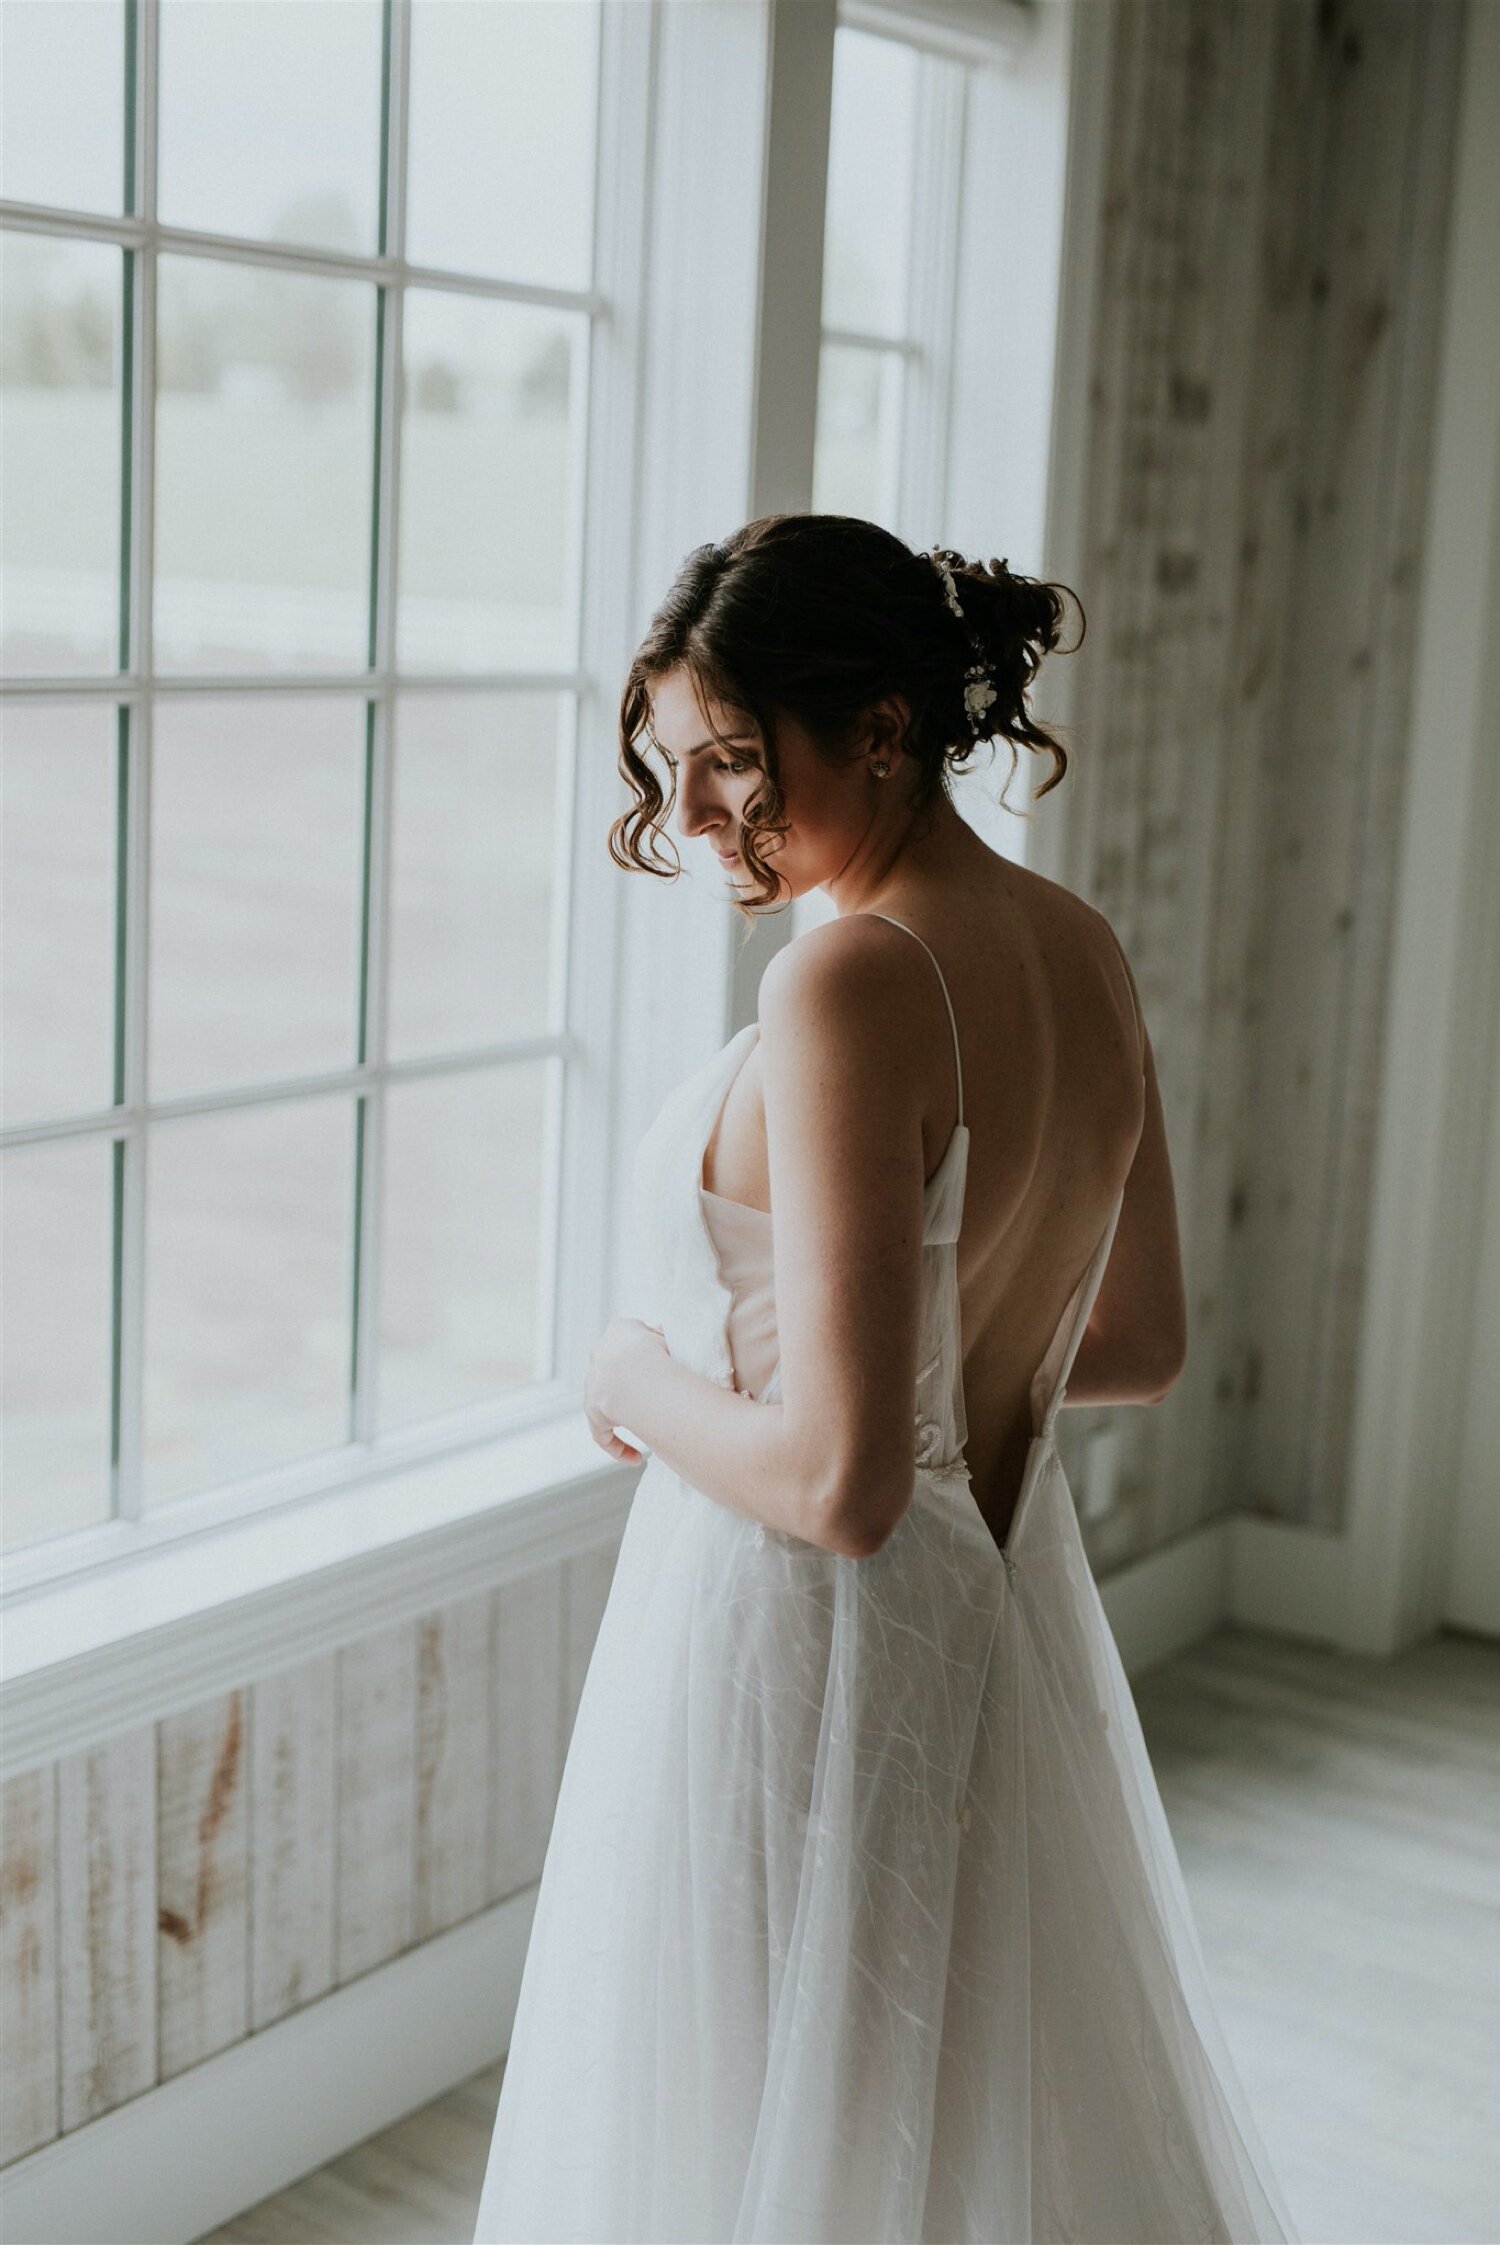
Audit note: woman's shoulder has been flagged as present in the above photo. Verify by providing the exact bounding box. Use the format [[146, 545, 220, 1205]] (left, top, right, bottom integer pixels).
[[754, 873, 1138, 1063], [985, 863, 1139, 1009], [755, 920, 900, 1063], [758, 870, 1127, 984]]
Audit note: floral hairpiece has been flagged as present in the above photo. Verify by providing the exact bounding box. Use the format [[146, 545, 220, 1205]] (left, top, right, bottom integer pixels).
[[926, 549, 999, 734]]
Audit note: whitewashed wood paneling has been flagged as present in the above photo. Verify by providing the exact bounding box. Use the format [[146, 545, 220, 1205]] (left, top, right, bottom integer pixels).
[[0, 1551, 583, 2164], [57, 1726, 157, 2131], [157, 1690, 249, 2079], [1063, 0, 1284, 1556], [0, 1766, 58, 2162], [336, 1624, 418, 1984], [250, 1657, 337, 2031], [1240, 0, 1465, 1531], [1061, 0, 1463, 1560], [414, 1593, 493, 1944]]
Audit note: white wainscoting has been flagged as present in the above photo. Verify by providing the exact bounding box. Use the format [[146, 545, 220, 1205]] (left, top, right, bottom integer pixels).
[[0, 1891, 538, 2245]]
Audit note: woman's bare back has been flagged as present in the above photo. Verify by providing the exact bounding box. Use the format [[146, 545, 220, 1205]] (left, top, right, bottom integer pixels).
[[703, 855, 1185, 1549]]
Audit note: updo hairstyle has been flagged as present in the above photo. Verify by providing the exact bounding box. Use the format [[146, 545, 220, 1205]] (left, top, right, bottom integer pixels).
[[609, 511, 1084, 917]]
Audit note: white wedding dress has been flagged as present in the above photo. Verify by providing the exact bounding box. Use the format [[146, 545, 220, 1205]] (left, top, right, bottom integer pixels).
[[473, 914, 1299, 2244]]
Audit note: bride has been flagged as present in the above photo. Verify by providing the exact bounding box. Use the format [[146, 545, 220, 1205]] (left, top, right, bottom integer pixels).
[[472, 512, 1299, 2244]]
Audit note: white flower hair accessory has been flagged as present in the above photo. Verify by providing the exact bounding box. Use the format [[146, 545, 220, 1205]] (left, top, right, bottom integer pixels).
[[926, 548, 999, 735]]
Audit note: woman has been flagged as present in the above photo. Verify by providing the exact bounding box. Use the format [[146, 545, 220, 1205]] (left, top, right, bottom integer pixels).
[[472, 515, 1298, 2244]]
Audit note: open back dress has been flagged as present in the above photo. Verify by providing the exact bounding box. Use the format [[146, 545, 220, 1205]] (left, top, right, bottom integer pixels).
[[472, 913, 1299, 2245]]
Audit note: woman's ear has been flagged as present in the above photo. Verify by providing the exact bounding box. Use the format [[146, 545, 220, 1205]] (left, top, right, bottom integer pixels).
[[866, 692, 912, 765]]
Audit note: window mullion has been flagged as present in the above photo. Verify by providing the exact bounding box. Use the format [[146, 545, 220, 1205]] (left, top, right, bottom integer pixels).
[[550, 0, 654, 1397], [350, 0, 412, 1448], [539, 305, 598, 1384], [113, 0, 160, 1525], [896, 47, 966, 544], [750, 0, 837, 514]]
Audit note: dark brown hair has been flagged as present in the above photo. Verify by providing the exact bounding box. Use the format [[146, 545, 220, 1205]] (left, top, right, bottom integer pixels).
[[608, 512, 1084, 916]]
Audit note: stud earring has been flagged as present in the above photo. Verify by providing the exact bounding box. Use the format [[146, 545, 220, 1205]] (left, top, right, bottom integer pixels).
[[872, 758, 891, 778]]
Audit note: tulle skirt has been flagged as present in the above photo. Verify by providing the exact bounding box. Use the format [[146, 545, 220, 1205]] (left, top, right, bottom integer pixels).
[[472, 1440, 1298, 2245]]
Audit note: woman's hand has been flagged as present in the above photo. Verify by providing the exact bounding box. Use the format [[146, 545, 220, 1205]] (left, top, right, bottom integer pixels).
[[584, 1317, 669, 1464]]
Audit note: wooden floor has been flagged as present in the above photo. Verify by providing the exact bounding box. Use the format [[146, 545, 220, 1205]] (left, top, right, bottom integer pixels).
[[197, 1624, 1500, 2245]]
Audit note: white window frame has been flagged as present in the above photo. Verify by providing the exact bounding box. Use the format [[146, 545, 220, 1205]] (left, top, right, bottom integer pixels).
[[811, 21, 968, 543], [3, 0, 1085, 1774], [794, 0, 1076, 942], [2, 0, 650, 1585]]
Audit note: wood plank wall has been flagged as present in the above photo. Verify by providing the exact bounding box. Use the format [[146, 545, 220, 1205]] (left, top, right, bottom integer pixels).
[[1239, 0, 1464, 1531], [1061, 0, 1465, 1565], [0, 1543, 620, 2165]]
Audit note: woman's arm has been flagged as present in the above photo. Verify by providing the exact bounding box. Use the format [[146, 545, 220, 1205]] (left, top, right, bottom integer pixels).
[[596, 919, 927, 1559], [1061, 999, 1187, 1409], [588, 1323, 848, 1553]]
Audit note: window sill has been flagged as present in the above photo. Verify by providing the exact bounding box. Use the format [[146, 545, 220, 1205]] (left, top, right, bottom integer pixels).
[[1, 1410, 637, 1780]]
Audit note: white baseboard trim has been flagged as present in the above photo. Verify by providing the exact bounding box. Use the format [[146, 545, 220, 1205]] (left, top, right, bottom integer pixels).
[[1098, 1514, 1232, 1677], [1228, 1514, 1350, 1647], [1091, 1506, 1352, 1668], [0, 1887, 536, 2245]]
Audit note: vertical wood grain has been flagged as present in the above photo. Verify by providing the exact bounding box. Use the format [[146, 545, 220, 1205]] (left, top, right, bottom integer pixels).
[[1061, 0, 1463, 1563], [57, 1727, 157, 2131], [157, 1690, 249, 2078], [1205, 0, 1325, 1509], [249, 1657, 336, 2030], [1301, 0, 1464, 1524], [0, 1766, 59, 2161], [414, 1591, 492, 1942], [1125, 0, 1281, 1549], [335, 1623, 418, 1983], [1242, 0, 1464, 1530], [1067, 0, 1284, 1551], [1245, 0, 1429, 1526], [487, 1565, 566, 1904]]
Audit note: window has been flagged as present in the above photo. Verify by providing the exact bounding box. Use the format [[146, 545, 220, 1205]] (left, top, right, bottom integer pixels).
[[1, 0, 1073, 1617], [814, 27, 922, 528], [804, 4, 1051, 934], [1, 0, 611, 1566]]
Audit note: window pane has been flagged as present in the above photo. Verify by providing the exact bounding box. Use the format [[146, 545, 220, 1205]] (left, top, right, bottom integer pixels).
[[812, 343, 904, 528], [378, 1063, 549, 1433], [1, 1137, 115, 1551], [821, 29, 918, 338], [388, 692, 566, 1062], [1, 702, 119, 1126], [143, 1096, 355, 1505], [0, 1, 126, 217], [157, 0, 384, 255], [398, 292, 583, 673], [154, 255, 377, 674], [149, 697, 366, 1100], [406, 0, 600, 290], [1, 232, 124, 676]]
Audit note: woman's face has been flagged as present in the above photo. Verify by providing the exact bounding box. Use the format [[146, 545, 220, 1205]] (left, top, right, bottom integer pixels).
[[649, 666, 903, 905]]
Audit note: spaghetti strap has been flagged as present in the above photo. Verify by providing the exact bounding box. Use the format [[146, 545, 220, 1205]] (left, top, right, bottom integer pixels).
[[864, 913, 964, 1127]]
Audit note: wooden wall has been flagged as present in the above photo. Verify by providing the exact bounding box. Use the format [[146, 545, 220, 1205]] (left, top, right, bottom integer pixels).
[[1061, 0, 1466, 1565], [0, 1542, 620, 2166]]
